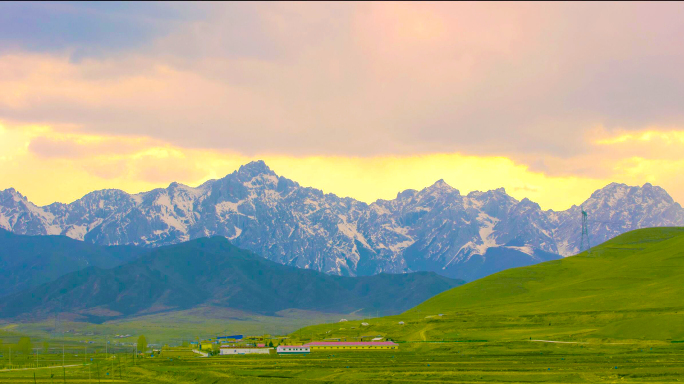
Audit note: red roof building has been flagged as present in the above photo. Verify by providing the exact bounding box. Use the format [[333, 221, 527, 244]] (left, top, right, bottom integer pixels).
[[304, 341, 398, 350]]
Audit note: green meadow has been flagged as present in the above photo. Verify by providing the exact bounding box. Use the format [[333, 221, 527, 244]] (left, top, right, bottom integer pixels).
[[294, 227, 684, 344], [2, 227, 684, 383], [1, 341, 683, 383]]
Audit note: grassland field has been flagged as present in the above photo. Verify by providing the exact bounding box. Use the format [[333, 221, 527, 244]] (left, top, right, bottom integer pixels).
[[293, 228, 684, 345], [1, 341, 684, 383], [2, 227, 684, 383]]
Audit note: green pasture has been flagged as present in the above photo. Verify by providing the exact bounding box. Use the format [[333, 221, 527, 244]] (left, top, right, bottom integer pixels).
[[1, 341, 683, 383], [294, 227, 684, 344], [2, 227, 683, 382]]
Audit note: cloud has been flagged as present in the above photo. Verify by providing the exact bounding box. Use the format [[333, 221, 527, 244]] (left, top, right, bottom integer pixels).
[[28, 135, 151, 159], [1, 3, 684, 160], [3, 122, 684, 210], [0, 2, 193, 57], [1, 4, 684, 208]]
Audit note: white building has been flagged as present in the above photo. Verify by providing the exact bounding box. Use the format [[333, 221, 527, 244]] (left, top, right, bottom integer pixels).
[[220, 347, 271, 355], [276, 345, 310, 355]]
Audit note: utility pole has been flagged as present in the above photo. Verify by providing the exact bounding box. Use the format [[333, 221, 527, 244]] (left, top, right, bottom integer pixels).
[[580, 207, 591, 255], [62, 345, 65, 367]]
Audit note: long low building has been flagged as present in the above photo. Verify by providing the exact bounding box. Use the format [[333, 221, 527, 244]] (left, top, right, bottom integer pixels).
[[220, 347, 271, 355], [305, 341, 399, 351], [276, 345, 310, 355]]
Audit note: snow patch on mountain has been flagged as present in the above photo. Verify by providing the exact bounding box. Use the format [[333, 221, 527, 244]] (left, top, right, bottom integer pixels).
[[1, 162, 683, 280], [476, 212, 499, 255]]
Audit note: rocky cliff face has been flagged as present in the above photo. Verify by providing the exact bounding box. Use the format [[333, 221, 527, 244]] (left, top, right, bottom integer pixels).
[[2, 161, 683, 281]]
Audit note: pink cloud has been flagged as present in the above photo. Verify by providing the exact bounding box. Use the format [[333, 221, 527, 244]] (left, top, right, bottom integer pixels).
[[0, 2, 683, 165]]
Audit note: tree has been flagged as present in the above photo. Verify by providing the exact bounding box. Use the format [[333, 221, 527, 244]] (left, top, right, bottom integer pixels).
[[268, 341, 274, 348], [17, 337, 32, 355], [137, 335, 147, 353]]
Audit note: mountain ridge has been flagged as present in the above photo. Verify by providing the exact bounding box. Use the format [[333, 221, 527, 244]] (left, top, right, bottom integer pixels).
[[2, 160, 683, 281], [0, 228, 146, 297], [0, 236, 462, 322]]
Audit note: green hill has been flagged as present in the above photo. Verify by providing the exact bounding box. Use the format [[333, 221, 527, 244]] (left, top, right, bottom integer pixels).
[[294, 227, 684, 342], [0, 236, 462, 323]]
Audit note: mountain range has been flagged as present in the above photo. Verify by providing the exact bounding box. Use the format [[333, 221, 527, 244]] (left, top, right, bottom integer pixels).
[[0, 228, 144, 297], [0, 236, 461, 322], [2, 160, 683, 281]]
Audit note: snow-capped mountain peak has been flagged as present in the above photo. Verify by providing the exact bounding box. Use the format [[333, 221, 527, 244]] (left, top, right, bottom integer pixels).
[[1, 161, 682, 281]]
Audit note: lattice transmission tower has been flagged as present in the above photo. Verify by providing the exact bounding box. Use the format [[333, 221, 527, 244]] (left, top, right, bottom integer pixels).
[[580, 207, 591, 255]]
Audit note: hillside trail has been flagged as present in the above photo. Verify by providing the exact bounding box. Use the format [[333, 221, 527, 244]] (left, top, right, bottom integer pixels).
[[529, 340, 631, 345], [530, 340, 586, 344]]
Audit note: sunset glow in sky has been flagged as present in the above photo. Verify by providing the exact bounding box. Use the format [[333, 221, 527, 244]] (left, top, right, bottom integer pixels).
[[1, 2, 684, 210]]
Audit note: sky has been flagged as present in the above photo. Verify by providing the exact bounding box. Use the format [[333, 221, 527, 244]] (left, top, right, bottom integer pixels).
[[1, 2, 684, 210]]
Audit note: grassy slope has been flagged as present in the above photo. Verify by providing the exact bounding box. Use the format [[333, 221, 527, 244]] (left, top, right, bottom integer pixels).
[[294, 227, 684, 342], [412, 226, 684, 315]]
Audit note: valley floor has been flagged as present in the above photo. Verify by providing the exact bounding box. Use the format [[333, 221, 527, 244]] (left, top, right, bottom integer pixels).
[[1, 341, 683, 383]]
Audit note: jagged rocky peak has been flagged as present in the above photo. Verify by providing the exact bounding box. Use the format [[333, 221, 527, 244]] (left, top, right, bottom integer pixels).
[[1, 160, 683, 281], [237, 160, 276, 177], [518, 197, 541, 209], [165, 181, 202, 194], [586, 182, 675, 207], [467, 187, 511, 200], [465, 187, 518, 216], [226, 160, 280, 189], [588, 182, 629, 200], [0, 187, 26, 201], [395, 189, 418, 200], [78, 188, 132, 202], [638, 183, 675, 204], [425, 179, 457, 193]]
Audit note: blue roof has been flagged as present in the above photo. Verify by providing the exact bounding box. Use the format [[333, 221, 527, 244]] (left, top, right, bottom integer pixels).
[[217, 335, 243, 340]]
